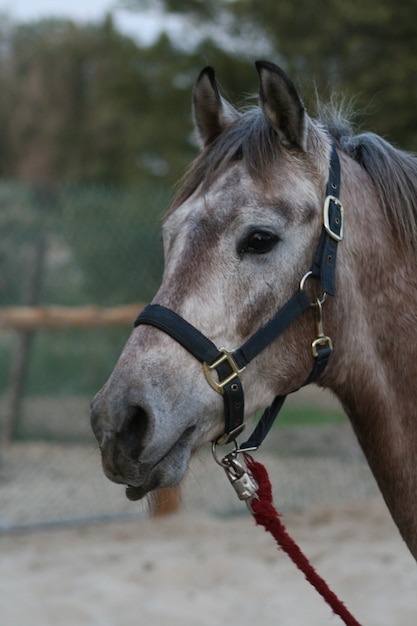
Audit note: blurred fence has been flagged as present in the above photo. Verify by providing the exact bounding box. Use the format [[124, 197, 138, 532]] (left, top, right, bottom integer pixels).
[[0, 182, 380, 531], [0, 181, 176, 529], [0, 182, 170, 442]]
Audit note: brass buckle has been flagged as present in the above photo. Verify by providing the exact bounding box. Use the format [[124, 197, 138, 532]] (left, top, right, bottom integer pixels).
[[312, 335, 333, 358], [203, 348, 245, 395], [322, 195, 344, 242]]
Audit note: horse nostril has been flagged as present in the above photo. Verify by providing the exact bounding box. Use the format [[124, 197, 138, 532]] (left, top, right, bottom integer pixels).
[[118, 404, 150, 459]]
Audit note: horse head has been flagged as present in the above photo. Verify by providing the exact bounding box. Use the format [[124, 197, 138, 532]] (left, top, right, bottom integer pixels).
[[90, 61, 337, 501]]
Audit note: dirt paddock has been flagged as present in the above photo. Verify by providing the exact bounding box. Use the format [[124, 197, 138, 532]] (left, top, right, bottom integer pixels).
[[1, 388, 416, 625], [2, 499, 417, 626]]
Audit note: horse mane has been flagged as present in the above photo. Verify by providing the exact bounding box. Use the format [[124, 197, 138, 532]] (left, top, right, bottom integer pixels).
[[171, 101, 417, 252], [319, 103, 417, 251]]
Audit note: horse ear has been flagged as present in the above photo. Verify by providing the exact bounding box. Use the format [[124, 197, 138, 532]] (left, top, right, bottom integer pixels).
[[192, 66, 240, 148], [256, 60, 307, 150]]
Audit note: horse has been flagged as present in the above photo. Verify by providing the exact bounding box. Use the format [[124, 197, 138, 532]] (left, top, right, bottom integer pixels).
[[91, 60, 417, 560]]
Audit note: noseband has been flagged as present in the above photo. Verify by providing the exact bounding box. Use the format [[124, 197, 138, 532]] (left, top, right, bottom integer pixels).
[[134, 146, 343, 450]]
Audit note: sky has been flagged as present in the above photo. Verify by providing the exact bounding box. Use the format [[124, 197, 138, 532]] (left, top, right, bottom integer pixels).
[[0, 0, 183, 45]]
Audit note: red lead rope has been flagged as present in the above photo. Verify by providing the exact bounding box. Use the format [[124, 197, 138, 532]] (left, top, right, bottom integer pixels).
[[243, 454, 362, 626]]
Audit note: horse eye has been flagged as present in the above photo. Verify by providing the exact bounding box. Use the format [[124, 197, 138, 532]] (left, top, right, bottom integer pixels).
[[240, 231, 279, 255]]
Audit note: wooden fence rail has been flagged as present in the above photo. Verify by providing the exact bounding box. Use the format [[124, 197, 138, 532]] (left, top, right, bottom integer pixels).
[[0, 303, 145, 331], [0, 304, 144, 444]]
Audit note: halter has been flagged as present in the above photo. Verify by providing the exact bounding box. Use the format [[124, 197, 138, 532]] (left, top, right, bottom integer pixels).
[[134, 146, 343, 449]]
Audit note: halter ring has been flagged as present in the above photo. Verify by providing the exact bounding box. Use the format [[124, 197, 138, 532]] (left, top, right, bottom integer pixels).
[[212, 439, 239, 467], [299, 271, 327, 306]]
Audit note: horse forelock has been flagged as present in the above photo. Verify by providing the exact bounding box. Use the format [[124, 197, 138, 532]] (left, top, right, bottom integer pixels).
[[169, 107, 328, 216]]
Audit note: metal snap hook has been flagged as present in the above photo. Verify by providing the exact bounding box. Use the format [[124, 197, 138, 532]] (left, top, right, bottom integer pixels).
[[311, 297, 333, 357], [211, 440, 258, 502]]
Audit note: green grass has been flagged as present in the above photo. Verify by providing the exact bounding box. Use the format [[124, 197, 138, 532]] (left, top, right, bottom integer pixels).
[[273, 405, 346, 428]]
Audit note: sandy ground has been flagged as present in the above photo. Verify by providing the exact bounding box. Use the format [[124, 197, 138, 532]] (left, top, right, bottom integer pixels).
[[1, 388, 416, 625], [2, 498, 417, 625]]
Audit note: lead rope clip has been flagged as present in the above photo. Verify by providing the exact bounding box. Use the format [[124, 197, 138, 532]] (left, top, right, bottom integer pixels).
[[212, 442, 259, 503]]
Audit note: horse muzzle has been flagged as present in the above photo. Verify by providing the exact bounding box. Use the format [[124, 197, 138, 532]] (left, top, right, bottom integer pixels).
[[90, 383, 202, 499]]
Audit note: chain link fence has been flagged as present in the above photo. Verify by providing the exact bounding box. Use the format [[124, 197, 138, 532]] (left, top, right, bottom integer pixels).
[[0, 182, 173, 528], [1, 182, 169, 436]]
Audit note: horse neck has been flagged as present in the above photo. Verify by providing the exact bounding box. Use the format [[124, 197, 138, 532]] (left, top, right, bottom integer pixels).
[[323, 154, 417, 559]]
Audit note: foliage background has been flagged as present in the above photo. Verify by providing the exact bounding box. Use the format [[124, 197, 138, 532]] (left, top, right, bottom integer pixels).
[[0, 0, 416, 187]]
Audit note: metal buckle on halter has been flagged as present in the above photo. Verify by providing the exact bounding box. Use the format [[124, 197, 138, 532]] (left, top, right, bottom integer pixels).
[[203, 348, 245, 395], [322, 195, 344, 242]]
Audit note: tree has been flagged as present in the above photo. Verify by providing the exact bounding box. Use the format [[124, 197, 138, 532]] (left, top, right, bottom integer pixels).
[[0, 17, 209, 184], [124, 0, 417, 150], [1, 1, 416, 185], [0, 17, 145, 183]]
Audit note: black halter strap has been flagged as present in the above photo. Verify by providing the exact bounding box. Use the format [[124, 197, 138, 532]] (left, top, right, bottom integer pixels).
[[311, 147, 343, 295], [135, 289, 312, 445], [134, 146, 343, 449]]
